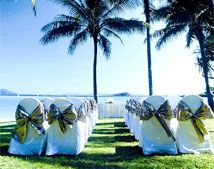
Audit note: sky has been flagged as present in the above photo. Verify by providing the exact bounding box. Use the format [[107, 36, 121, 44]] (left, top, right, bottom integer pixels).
[[0, 0, 213, 95]]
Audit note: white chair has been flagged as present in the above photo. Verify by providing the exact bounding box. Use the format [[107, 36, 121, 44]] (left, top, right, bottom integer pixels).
[[87, 98, 97, 129], [8, 98, 46, 155], [134, 98, 144, 141], [124, 100, 131, 126], [69, 98, 89, 143], [175, 95, 214, 154], [83, 98, 94, 136], [46, 99, 85, 155], [41, 98, 54, 121], [139, 95, 177, 155], [129, 98, 139, 134]]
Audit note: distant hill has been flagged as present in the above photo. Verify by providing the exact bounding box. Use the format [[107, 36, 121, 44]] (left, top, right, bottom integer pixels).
[[0, 89, 17, 95], [112, 92, 131, 97]]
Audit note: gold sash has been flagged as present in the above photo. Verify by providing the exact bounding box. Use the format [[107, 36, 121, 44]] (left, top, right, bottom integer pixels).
[[141, 100, 176, 141], [176, 100, 214, 142], [76, 103, 86, 122], [48, 104, 77, 133], [89, 99, 96, 111], [129, 100, 141, 114], [13, 104, 45, 144], [125, 100, 132, 111]]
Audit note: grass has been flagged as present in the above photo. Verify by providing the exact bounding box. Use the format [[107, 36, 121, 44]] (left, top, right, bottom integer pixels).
[[0, 119, 214, 169]]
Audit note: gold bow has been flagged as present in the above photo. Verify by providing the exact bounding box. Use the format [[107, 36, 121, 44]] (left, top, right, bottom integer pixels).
[[132, 100, 141, 116], [176, 100, 214, 142], [48, 104, 77, 133], [13, 104, 45, 144], [76, 103, 86, 122], [125, 100, 132, 111], [89, 99, 96, 111], [129, 100, 141, 114], [141, 100, 176, 141]]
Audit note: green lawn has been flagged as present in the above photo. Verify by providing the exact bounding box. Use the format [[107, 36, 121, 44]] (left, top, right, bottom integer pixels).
[[0, 119, 214, 169]]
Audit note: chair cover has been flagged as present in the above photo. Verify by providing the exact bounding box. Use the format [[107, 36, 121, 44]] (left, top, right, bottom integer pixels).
[[41, 98, 54, 120], [87, 98, 97, 130], [134, 98, 144, 141], [69, 98, 89, 143], [139, 95, 178, 155], [175, 95, 214, 154], [124, 100, 131, 126], [129, 98, 140, 134], [45, 99, 85, 155], [83, 98, 94, 136], [8, 98, 46, 155]]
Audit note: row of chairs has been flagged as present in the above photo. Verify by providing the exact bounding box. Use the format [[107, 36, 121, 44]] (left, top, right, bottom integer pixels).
[[124, 95, 214, 155], [8, 97, 98, 155]]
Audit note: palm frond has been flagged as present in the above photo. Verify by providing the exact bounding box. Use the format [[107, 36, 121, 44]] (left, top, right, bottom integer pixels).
[[103, 18, 144, 34], [153, 24, 187, 49], [98, 34, 112, 59], [186, 28, 195, 48], [40, 21, 81, 44], [53, 0, 88, 19], [151, 6, 171, 22], [101, 0, 141, 20], [54, 14, 81, 22], [102, 28, 124, 44], [68, 29, 89, 54]]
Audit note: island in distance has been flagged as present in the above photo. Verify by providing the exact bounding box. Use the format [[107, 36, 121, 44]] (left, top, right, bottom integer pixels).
[[112, 92, 131, 97], [0, 89, 17, 96]]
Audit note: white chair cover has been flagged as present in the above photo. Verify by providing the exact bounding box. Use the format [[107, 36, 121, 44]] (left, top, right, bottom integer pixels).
[[83, 98, 94, 136], [70, 98, 89, 143], [41, 98, 54, 123], [134, 115, 141, 140], [175, 95, 214, 154], [139, 95, 178, 155], [133, 98, 144, 141], [8, 98, 47, 155], [87, 98, 97, 131], [124, 109, 129, 126], [46, 99, 85, 155]]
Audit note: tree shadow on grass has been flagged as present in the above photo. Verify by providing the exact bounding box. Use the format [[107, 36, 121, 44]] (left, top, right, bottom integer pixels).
[[0, 145, 9, 155], [87, 135, 115, 145], [0, 124, 13, 155], [0, 119, 152, 169], [114, 122, 126, 128], [115, 128, 130, 134], [7, 151, 124, 169], [115, 145, 143, 158], [92, 129, 115, 135], [96, 122, 114, 126], [0, 124, 15, 132], [115, 135, 136, 142]]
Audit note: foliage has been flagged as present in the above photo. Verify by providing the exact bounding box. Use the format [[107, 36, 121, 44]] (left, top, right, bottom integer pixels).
[[40, 0, 145, 102], [1, 118, 214, 169], [151, 0, 214, 110], [196, 32, 214, 79]]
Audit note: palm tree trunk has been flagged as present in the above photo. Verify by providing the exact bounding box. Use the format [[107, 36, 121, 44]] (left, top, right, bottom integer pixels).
[[144, 0, 153, 96], [93, 37, 98, 103], [196, 28, 214, 111]]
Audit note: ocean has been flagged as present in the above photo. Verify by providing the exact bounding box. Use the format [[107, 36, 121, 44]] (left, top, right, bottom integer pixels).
[[0, 95, 186, 122], [0, 95, 133, 122]]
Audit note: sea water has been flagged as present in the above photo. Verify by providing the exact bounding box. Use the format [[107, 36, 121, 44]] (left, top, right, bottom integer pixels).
[[0, 96, 133, 122], [0, 95, 191, 122]]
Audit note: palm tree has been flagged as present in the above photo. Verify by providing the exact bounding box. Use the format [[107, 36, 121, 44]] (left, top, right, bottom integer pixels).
[[143, 0, 154, 96], [152, 0, 214, 110], [196, 32, 214, 80], [40, 0, 145, 103]]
